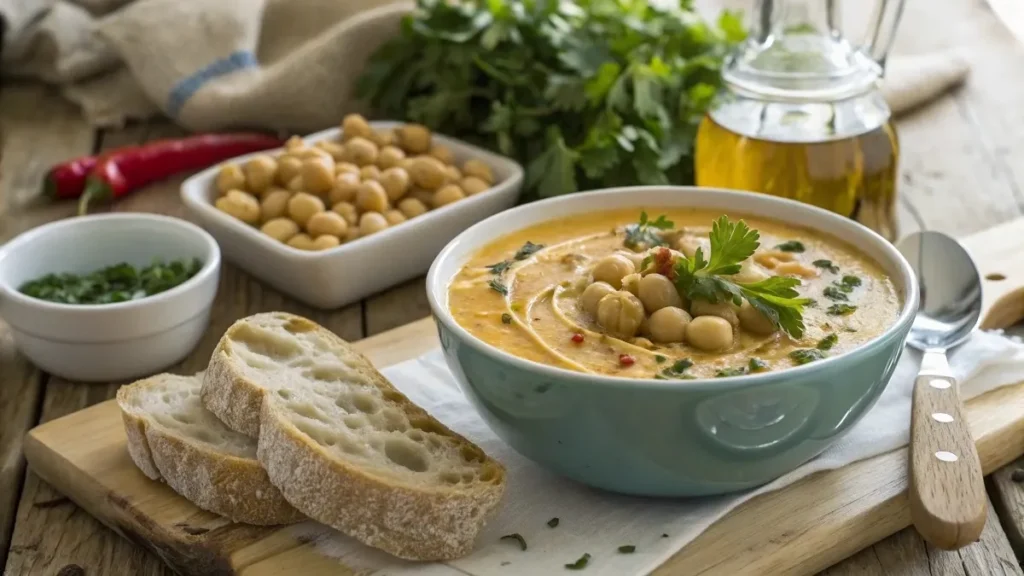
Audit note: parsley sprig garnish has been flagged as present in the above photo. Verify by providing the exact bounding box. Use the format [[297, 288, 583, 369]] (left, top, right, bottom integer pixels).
[[674, 216, 813, 338], [623, 211, 674, 250]]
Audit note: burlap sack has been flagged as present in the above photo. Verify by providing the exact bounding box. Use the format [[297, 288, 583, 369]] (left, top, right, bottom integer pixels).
[[1, 0, 410, 131], [0, 0, 968, 132]]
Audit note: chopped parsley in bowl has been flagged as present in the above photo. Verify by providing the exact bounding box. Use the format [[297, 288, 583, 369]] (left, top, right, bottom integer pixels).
[[19, 258, 204, 305]]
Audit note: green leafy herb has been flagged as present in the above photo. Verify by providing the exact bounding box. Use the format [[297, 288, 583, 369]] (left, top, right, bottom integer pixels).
[[789, 349, 825, 365], [501, 533, 527, 551], [658, 358, 694, 379], [548, 517, 560, 528], [501, 313, 513, 324], [654, 354, 667, 364], [748, 358, 769, 372], [817, 333, 838, 350], [565, 553, 591, 570], [489, 279, 509, 295], [827, 303, 858, 316], [488, 260, 512, 275], [618, 545, 637, 553], [775, 241, 805, 253], [715, 366, 747, 378], [358, 0, 745, 200], [674, 216, 813, 338], [812, 259, 839, 274], [823, 286, 849, 301], [624, 212, 674, 250], [841, 275, 862, 288], [18, 258, 203, 305], [514, 241, 545, 260]]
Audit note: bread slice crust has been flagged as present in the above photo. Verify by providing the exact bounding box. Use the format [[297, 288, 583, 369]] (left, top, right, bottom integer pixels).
[[117, 373, 304, 526], [201, 312, 506, 560]]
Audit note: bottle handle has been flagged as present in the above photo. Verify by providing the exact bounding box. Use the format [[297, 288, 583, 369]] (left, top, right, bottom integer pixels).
[[862, 0, 908, 69]]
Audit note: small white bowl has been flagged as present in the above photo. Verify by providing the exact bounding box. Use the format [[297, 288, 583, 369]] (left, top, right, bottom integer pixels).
[[180, 122, 524, 309], [0, 213, 220, 382]]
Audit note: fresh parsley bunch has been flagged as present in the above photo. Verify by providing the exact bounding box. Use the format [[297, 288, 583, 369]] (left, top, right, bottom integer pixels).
[[357, 0, 744, 200], [674, 216, 813, 338]]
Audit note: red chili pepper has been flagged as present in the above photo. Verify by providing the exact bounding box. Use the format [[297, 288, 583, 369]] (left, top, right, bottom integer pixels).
[[571, 332, 584, 344], [655, 247, 676, 280], [79, 132, 284, 215], [44, 155, 100, 199], [619, 354, 635, 366]]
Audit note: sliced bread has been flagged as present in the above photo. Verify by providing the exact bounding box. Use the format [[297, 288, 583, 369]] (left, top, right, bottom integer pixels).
[[117, 373, 304, 526], [201, 312, 506, 560]]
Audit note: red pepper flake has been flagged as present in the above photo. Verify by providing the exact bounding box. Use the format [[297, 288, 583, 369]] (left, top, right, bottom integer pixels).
[[571, 333, 584, 344], [654, 247, 676, 280], [619, 354, 635, 366]]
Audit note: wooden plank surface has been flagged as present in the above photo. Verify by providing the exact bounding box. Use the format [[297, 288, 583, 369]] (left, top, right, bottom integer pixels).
[[0, 84, 95, 571]]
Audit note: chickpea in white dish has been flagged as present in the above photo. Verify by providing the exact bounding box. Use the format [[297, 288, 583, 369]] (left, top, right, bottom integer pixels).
[[211, 116, 498, 250]]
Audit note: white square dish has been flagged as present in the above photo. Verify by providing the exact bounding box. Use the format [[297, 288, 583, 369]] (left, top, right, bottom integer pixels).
[[181, 122, 524, 309]]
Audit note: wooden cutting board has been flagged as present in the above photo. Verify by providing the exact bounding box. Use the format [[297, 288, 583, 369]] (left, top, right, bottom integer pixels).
[[22, 217, 1024, 576]]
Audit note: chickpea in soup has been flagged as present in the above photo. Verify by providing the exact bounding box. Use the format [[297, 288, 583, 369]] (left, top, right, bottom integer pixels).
[[447, 209, 901, 380]]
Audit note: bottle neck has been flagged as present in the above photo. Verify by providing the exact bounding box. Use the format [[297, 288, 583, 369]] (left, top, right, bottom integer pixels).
[[725, 0, 884, 103]]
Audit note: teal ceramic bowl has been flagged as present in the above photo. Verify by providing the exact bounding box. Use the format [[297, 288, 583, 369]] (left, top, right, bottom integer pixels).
[[426, 187, 918, 496]]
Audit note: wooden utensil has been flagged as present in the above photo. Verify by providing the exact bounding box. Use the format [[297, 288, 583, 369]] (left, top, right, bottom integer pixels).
[[899, 231, 987, 549]]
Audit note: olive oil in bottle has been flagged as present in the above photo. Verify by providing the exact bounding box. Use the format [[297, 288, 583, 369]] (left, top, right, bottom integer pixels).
[[695, 101, 900, 241], [696, 0, 906, 241]]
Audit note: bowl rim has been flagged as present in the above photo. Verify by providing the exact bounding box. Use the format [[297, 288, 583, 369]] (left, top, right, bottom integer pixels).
[[179, 123, 525, 260], [0, 212, 221, 314], [426, 186, 920, 391]]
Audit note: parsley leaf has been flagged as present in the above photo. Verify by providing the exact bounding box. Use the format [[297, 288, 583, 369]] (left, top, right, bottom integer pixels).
[[675, 217, 812, 338], [817, 333, 838, 350], [823, 286, 849, 301], [827, 303, 857, 316], [500, 533, 527, 551], [748, 358, 769, 372], [487, 260, 511, 275], [775, 241, 805, 253], [566, 553, 591, 569], [812, 259, 839, 274], [489, 279, 509, 295], [716, 367, 747, 378], [790, 349, 825, 365], [514, 241, 545, 260], [624, 211, 674, 250], [841, 275, 862, 288], [548, 517, 560, 528], [659, 358, 694, 379], [618, 545, 637, 554], [501, 313, 513, 324]]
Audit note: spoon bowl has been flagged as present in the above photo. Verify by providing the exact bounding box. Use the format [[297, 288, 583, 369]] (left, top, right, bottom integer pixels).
[[900, 231, 983, 351]]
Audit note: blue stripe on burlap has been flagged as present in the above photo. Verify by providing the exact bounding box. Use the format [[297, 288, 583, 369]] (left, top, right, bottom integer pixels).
[[166, 50, 258, 118]]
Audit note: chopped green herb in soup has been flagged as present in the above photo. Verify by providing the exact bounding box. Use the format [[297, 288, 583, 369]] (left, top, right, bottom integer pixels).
[[447, 209, 900, 379], [19, 258, 203, 305]]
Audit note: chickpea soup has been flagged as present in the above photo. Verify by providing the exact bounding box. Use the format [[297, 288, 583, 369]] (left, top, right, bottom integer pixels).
[[447, 209, 902, 380]]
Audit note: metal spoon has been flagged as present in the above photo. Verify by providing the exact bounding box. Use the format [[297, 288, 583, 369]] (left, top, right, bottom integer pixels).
[[898, 231, 986, 550]]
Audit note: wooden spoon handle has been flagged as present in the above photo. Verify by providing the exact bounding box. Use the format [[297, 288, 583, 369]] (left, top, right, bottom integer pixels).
[[909, 366, 986, 550]]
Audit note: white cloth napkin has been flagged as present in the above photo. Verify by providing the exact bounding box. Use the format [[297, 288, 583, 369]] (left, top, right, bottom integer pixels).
[[0, 0, 969, 130], [286, 331, 1024, 575]]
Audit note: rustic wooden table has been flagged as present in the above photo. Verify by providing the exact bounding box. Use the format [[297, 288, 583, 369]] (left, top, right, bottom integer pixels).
[[3, 0, 1024, 574]]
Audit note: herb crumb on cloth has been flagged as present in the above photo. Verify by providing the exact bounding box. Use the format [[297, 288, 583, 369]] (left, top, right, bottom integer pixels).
[[500, 533, 527, 551], [358, 0, 745, 201]]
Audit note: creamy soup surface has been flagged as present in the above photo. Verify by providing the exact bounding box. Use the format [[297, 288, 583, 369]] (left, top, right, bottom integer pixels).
[[448, 208, 902, 380]]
